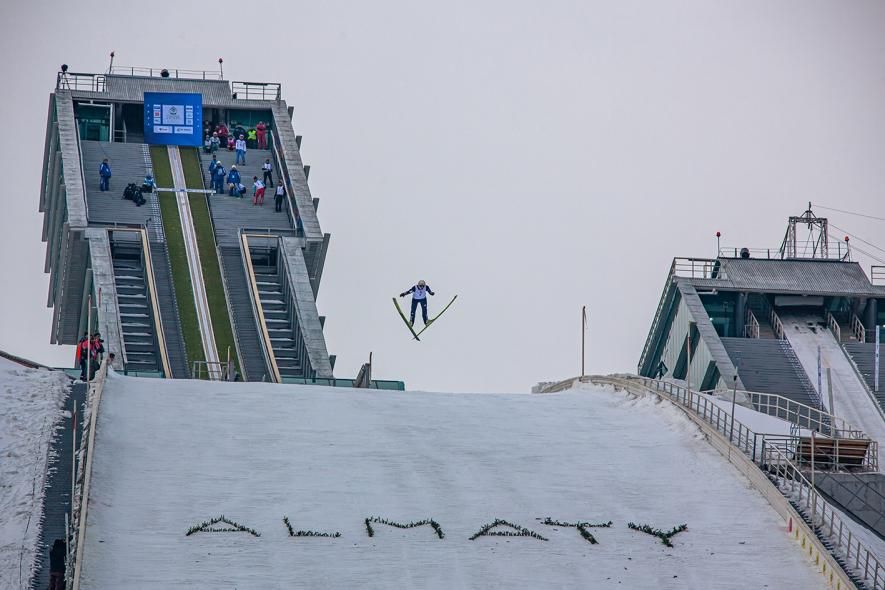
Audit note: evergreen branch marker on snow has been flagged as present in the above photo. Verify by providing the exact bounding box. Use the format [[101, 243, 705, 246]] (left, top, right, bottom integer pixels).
[[283, 516, 341, 538], [469, 519, 547, 541], [185, 515, 260, 537], [541, 518, 612, 544], [627, 522, 687, 547], [364, 517, 445, 539]]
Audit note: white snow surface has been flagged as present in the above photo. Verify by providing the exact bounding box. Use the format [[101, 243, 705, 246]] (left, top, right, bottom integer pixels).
[[80, 372, 828, 589], [0, 357, 70, 589]]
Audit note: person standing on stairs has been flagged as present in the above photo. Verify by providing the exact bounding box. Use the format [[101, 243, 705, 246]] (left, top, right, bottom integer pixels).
[[399, 280, 435, 327], [99, 158, 112, 191], [262, 158, 274, 187], [274, 183, 286, 212], [256, 121, 268, 149], [214, 162, 226, 194], [208, 154, 218, 179], [235, 134, 247, 165], [252, 176, 266, 205]]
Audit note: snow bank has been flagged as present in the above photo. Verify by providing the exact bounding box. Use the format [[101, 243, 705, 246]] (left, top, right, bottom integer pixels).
[[0, 358, 70, 589], [79, 373, 827, 589]]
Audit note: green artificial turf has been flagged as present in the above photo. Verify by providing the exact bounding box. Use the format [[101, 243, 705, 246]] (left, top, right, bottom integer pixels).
[[178, 148, 240, 377], [150, 146, 204, 373]]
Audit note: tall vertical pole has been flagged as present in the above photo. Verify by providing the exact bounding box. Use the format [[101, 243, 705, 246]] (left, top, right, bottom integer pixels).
[[729, 374, 738, 460], [686, 323, 694, 402], [827, 368, 835, 424], [817, 345, 822, 397], [581, 306, 587, 379], [875, 326, 880, 393], [811, 429, 816, 524]]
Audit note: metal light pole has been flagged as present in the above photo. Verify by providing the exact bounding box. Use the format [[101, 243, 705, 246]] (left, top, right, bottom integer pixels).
[[581, 306, 588, 379], [876, 326, 880, 393], [729, 373, 738, 460]]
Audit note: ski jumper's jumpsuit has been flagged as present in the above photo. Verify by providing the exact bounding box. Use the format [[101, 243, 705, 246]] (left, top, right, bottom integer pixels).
[[401, 285, 434, 324]]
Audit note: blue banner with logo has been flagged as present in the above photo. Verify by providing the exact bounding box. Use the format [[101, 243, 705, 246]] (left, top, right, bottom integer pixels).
[[143, 92, 203, 147]]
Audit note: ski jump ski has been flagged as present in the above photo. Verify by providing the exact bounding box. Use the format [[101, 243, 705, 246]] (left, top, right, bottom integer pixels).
[[392, 295, 458, 341]]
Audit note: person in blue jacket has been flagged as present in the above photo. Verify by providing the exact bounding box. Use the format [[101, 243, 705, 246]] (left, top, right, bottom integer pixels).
[[213, 162, 226, 194], [99, 159, 112, 191], [399, 280, 434, 326], [227, 165, 242, 196]]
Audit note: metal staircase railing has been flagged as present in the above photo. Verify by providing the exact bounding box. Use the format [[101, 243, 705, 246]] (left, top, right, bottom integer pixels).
[[851, 314, 867, 343], [240, 232, 281, 383], [745, 307, 760, 339], [827, 311, 842, 343]]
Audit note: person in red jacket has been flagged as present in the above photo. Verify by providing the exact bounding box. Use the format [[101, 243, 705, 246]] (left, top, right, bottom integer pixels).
[[256, 121, 267, 149], [75, 332, 89, 380]]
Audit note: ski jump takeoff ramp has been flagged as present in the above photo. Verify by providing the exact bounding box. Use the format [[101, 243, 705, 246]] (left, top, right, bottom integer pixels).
[[76, 372, 827, 589]]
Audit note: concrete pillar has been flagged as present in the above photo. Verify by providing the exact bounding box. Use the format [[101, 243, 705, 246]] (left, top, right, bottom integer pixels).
[[735, 292, 747, 337], [865, 298, 878, 340]]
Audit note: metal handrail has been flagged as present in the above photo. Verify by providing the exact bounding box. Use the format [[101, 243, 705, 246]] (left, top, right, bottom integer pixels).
[[611, 376, 883, 588], [57, 72, 106, 92], [672, 257, 726, 279], [240, 232, 282, 383], [851, 314, 866, 343], [739, 389, 871, 445], [719, 242, 851, 261], [268, 130, 299, 232], [762, 443, 884, 588], [110, 66, 222, 80], [745, 307, 760, 339], [769, 306, 786, 340], [827, 311, 842, 343], [231, 81, 282, 101], [638, 262, 679, 373]]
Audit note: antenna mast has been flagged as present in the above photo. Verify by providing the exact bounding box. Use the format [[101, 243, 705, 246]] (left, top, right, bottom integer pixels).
[[779, 202, 829, 259]]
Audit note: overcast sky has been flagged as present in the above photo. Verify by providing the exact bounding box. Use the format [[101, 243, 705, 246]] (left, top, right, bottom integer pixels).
[[2, 1, 885, 392]]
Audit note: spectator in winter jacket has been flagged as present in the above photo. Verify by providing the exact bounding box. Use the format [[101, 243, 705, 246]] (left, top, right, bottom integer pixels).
[[208, 154, 218, 178], [214, 163, 226, 194], [246, 128, 257, 149], [256, 121, 268, 149], [209, 132, 221, 152], [99, 159, 112, 191], [274, 184, 286, 212], [252, 176, 265, 205], [87, 333, 104, 380], [203, 135, 213, 153], [76, 332, 89, 380], [216, 123, 228, 147], [227, 166, 242, 196], [227, 136, 235, 151], [141, 173, 156, 194], [262, 158, 273, 187], [235, 135, 247, 165]]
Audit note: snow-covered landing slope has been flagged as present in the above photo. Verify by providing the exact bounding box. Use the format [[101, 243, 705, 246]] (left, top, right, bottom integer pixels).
[[79, 372, 826, 589], [0, 357, 70, 589]]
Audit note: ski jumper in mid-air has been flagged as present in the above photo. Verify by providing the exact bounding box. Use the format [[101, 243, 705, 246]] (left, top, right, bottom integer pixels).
[[399, 280, 434, 326]]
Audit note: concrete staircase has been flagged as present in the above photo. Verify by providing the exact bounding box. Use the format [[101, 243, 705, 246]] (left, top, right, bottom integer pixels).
[[30, 383, 87, 590], [110, 238, 159, 373], [720, 337, 823, 410], [149, 242, 189, 378], [843, 343, 885, 416], [251, 251, 304, 379], [200, 148, 292, 246], [80, 140, 159, 227], [746, 293, 776, 339], [218, 246, 272, 382]]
